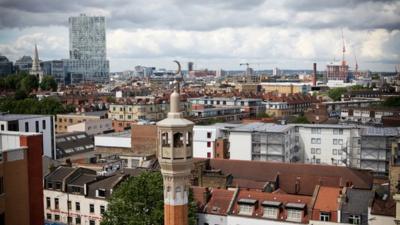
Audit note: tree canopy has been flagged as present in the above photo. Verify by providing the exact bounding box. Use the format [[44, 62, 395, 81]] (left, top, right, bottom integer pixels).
[[101, 171, 197, 225], [0, 96, 72, 115], [327, 87, 347, 101], [40, 75, 58, 91], [382, 96, 400, 108], [294, 115, 310, 124]]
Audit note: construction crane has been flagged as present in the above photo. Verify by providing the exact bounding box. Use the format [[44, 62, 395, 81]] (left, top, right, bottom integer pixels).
[[341, 29, 346, 66], [239, 63, 250, 76], [354, 52, 359, 78]]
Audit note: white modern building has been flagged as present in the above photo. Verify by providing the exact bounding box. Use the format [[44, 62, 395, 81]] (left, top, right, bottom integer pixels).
[[193, 123, 239, 158], [0, 113, 56, 159], [94, 130, 131, 149]]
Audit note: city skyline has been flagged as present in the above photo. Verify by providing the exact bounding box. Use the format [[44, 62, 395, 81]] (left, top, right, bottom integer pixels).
[[0, 0, 399, 72]]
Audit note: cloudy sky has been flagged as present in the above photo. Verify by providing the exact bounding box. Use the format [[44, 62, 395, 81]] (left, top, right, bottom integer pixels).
[[0, 0, 399, 72]]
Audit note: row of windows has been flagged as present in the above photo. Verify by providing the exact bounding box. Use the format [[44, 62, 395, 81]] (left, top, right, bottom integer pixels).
[[24, 120, 46, 132], [46, 197, 105, 214], [46, 213, 97, 225], [311, 138, 344, 145], [238, 205, 303, 222], [311, 128, 344, 135]]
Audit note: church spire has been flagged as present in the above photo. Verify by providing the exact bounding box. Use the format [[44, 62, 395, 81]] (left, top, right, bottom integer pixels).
[[32, 43, 41, 71]]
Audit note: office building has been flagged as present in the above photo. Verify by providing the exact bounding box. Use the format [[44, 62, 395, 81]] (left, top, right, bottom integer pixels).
[[0, 56, 13, 76], [41, 60, 66, 85], [67, 14, 109, 83], [0, 131, 44, 225]]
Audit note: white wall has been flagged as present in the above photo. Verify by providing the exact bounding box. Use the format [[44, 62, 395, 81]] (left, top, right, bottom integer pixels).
[[227, 215, 294, 225], [44, 189, 107, 225], [229, 132, 252, 160], [198, 213, 227, 225], [68, 119, 112, 135], [94, 135, 131, 148], [193, 126, 218, 158], [18, 116, 55, 159]]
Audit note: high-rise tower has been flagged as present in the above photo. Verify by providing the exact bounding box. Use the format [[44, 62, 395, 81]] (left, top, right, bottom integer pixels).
[[29, 44, 43, 82], [157, 75, 194, 225]]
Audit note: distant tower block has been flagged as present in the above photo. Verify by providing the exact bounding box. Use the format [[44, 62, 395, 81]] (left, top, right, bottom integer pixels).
[[29, 44, 44, 83], [187, 62, 193, 72], [157, 80, 194, 225]]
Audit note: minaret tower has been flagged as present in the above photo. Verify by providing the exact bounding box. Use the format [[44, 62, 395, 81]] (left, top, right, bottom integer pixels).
[[29, 43, 44, 83], [157, 67, 193, 225]]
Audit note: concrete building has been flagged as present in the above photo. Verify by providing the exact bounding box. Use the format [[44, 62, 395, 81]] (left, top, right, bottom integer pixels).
[[44, 166, 125, 225], [41, 60, 66, 85], [0, 113, 56, 159], [360, 127, 400, 176], [56, 111, 107, 133], [67, 14, 109, 83], [94, 130, 131, 155], [326, 63, 349, 82], [157, 83, 194, 225], [193, 124, 239, 159], [190, 97, 265, 117], [67, 119, 113, 135], [297, 124, 360, 167], [341, 107, 400, 126], [0, 131, 44, 225], [229, 123, 297, 162], [191, 105, 247, 122], [260, 82, 311, 95]]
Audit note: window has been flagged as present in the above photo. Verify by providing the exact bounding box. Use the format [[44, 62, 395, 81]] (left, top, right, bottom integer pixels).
[[90, 204, 95, 213], [316, 148, 321, 154], [90, 220, 95, 225], [320, 212, 330, 221], [348, 215, 361, 224], [55, 182, 61, 190], [287, 209, 302, 222], [338, 139, 343, 145], [0, 124, 4, 131], [68, 216, 72, 223], [207, 132, 212, 138], [311, 128, 321, 134], [76, 217, 81, 224], [333, 149, 337, 155], [54, 214, 60, 221], [263, 207, 278, 219], [100, 205, 105, 214], [46, 213, 52, 220], [173, 132, 183, 147], [47, 182, 53, 189], [46, 197, 51, 208], [54, 198, 59, 210], [97, 189, 106, 198], [239, 204, 253, 215], [207, 152, 211, 158], [35, 121, 39, 132], [333, 139, 338, 145], [0, 177, 3, 195], [72, 186, 81, 193], [311, 148, 315, 154], [316, 158, 321, 164], [161, 132, 170, 147], [338, 149, 343, 155], [67, 200, 71, 210], [311, 138, 321, 144], [76, 202, 80, 211], [207, 142, 211, 148], [42, 120, 46, 130], [25, 122, 29, 132], [0, 152, 2, 162]]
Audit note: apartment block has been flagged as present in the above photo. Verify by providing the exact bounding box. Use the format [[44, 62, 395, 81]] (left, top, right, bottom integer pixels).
[[260, 82, 311, 94], [0, 113, 56, 159], [44, 166, 125, 225], [56, 111, 107, 133], [0, 131, 44, 225]]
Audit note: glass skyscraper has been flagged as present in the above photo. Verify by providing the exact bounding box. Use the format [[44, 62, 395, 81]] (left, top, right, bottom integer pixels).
[[66, 14, 109, 84]]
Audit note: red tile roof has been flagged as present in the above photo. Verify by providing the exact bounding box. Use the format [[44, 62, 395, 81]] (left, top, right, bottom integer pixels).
[[203, 189, 235, 215], [314, 186, 341, 212]]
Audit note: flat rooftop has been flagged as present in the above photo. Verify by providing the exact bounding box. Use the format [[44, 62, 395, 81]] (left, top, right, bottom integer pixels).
[[232, 122, 292, 133], [96, 130, 131, 138], [0, 113, 50, 121]]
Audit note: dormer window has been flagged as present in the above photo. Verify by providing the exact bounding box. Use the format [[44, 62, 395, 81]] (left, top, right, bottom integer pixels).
[[97, 189, 106, 198], [320, 212, 331, 221], [238, 198, 257, 216], [262, 201, 282, 219], [286, 203, 306, 222]]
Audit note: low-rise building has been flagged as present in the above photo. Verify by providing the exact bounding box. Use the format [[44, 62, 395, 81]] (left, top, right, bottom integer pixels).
[[56, 132, 94, 159], [0, 113, 56, 159], [189, 97, 265, 117], [261, 82, 312, 95], [94, 130, 131, 155], [191, 105, 248, 122], [67, 119, 113, 135], [56, 111, 108, 134], [341, 107, 400, 126], [43, 166, 126, 225]]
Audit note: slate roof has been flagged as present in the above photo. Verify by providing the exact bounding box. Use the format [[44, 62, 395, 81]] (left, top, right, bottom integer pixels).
[[341, 189, 374, 215], [45, 166, 76, 182]]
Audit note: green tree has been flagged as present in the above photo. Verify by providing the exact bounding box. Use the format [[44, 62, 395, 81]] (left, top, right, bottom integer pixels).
[[0, 96, 74, 115], [101, 171, 197, 225], [40, 75, 58, 91], [294, 115, 310, 124], [327, 87, 347, 101], [382, 96, 400, 108], [19, 74, 39, 93]]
